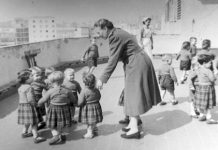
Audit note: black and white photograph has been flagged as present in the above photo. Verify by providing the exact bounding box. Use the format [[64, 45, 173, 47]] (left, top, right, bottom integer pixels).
[[1, 0, 218, 149]]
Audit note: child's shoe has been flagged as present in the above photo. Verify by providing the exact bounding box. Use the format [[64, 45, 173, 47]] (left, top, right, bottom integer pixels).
[[49, 135, 61, 145], [72, 120, 77, 124], [160, 101, 167, 106], [34, 136, 46, 144], [172, 101, 178, 105], [198, 115, 206, 121], [206, 119, 218, 124], [83, 132, 94, 139], [38, 122, 46, 130], [22, 132, 33, 138]]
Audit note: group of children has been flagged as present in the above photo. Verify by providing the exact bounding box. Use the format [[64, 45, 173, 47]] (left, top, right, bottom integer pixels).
[[157, 37, 218, 124], [17, 66, 103, 145]]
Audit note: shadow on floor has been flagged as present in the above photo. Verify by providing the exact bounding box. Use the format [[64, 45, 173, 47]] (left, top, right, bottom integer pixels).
[[0, 94, 18, 119], [141, 109, 191, 136]]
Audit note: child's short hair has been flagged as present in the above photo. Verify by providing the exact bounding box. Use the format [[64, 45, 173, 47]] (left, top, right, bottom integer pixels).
[[45, 67, 55, 77], [30, 66, 44, 75], [17, 69, 32, 84], [182, 41, 190, 50], [161, 54, 172, 62], [82, 72, 96, 89], [189, 37, 197, 41], [48, 71, 64, 85], [202, 39, 211, 49], [197, 54, 213, 65], [64, 68, 75, 76]]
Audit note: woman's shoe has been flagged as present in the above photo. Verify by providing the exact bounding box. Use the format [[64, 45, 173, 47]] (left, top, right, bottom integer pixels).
[[119, 118, 130, 124], [122, 127, 130, 132], [121, 132, 140, 139]]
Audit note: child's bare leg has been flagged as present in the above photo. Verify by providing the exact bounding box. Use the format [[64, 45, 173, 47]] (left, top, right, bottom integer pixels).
[[160, 90, 167, 105], [206, 109, 218, 124], [169, 90, 178, 105], [22, 124, 30, 134], [83, 125, 94, 139], [32, 125, 46, 143]]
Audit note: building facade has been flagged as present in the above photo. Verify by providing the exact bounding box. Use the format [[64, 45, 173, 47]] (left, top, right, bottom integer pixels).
[[28, 16, 56, 42], [161, 0, 218, 47]]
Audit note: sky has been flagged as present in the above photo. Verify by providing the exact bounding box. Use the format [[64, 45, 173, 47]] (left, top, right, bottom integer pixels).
[[0, 0, 165, 23]]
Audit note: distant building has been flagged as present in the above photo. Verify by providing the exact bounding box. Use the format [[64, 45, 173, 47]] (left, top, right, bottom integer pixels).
[[28, 16, 56, 42], [161, 0, 218, 47], [0, 27, 16, 46], [15, 18, 29, 44]]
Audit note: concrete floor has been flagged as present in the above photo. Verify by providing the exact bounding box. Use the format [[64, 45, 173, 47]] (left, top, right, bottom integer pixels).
[[1, 59, 218, 150]]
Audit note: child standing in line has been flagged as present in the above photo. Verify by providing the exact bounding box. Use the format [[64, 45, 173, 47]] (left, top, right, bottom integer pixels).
[[17, 69, 46, 143], [176, 41, 192, 84], [30, 66, 47, 130], [157, 54, 178, 105], [193, 54, 217, 124], [38, 71, 77, 145], [63, 68, 82, 123], [78, 73, 103, 139]]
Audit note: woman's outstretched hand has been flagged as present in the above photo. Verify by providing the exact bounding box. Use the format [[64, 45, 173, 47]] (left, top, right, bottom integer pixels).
[[97, 79, 103, 90]]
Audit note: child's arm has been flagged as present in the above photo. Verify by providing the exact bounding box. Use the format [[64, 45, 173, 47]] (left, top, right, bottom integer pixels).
[[156, 68, 161, 84], [68, 91, 77, 106], [38, 89, 51, 106], [207, 70, 216, 83], [26, 87, 36, 105], [176, 51, 181, 60], [77, 82, 82, 94], [82, 48, 89, 60], [78, 89, 86, 106], [170, 67, 178, 84]]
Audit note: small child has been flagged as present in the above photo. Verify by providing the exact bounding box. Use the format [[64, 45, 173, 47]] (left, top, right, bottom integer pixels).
[[78, 73, 103, 139], [30, 66, 47, 130], [82, 38, 99, 73], [38, 71, 77, 145], [17, 69, 46, 143], [157, 54, 178, 105], [189, 37, 197, 57], [193, 54, 217, 124], [188, 57, 200, 118], [63, 68, 82, 123], [176, 41, 192, 83]]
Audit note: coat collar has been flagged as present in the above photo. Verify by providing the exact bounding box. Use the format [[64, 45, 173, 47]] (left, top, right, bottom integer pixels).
[[108, 28, 116, 39]]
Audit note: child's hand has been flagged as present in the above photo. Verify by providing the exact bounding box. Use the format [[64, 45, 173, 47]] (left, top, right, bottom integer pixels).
[[97, 79, 103, 90]]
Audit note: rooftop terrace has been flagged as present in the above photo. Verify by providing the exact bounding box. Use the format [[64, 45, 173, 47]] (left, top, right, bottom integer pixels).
[[1, 59, 218, 150]]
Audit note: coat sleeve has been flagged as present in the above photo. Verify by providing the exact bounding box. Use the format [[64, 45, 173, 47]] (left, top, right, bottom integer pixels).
[[38, 89, 51, 106], [100, 36, 124, 83], [78, 89, 86, 106]]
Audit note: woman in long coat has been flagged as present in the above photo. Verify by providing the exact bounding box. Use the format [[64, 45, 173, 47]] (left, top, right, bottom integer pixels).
[[94, 19, 161, 139]]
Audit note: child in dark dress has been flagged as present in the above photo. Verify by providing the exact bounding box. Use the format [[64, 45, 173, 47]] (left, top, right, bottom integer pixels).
[[63, 68, 81, 123], [157, 54, 178, 105], [78, 73, 103, 139], [30, 66, 47, 129], [176, 41, 192, 84]]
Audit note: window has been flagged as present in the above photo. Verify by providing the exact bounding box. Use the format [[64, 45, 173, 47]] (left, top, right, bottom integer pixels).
[[33, 20, 35, 23], [46, 30, 48, 32], [177, 0, 181, 20], [33, 25, 36, 28], [52, 20, 54, 23], [165, 0, 177, 22], [53, 35, 55, 38]]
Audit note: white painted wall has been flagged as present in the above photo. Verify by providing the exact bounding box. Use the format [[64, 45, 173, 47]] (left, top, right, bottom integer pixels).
[[162, 0, 218, 48], [0, 37, 109, 87]]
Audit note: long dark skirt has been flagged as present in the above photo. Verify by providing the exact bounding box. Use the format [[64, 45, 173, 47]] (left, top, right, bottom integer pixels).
[[124, 51, 161, 116]]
